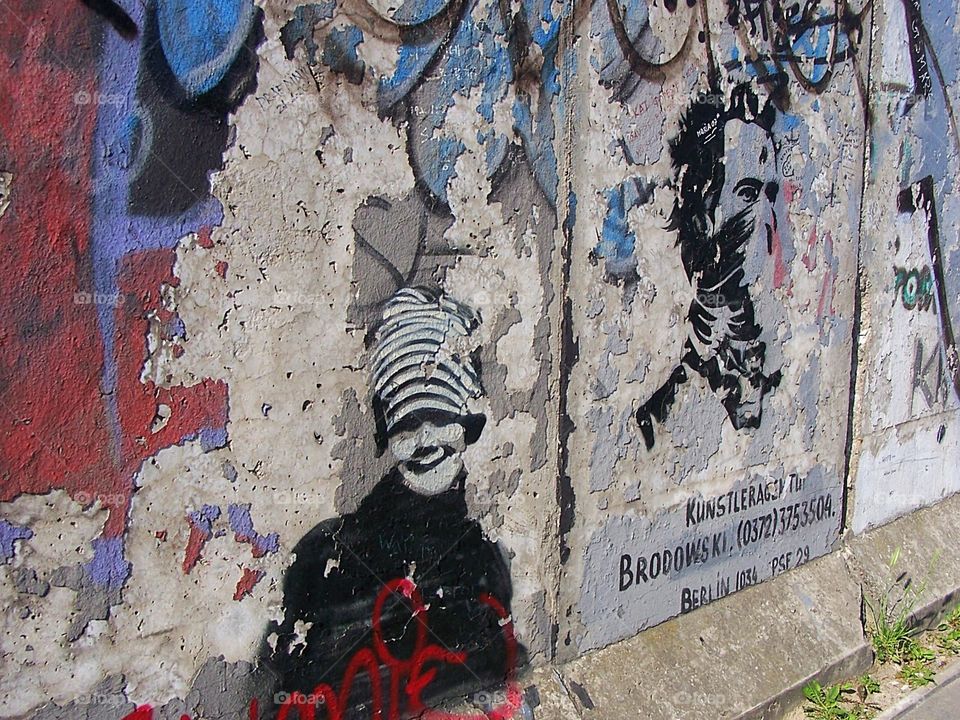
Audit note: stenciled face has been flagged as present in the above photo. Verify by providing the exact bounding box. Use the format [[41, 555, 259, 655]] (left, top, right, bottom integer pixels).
[[388, 420, 467, 495], [717, 119, 780, 289]]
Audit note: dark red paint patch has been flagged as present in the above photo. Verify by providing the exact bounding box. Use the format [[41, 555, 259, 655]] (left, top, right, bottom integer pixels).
[[233, 567, 265, 600], [0, 3, 228, 553]]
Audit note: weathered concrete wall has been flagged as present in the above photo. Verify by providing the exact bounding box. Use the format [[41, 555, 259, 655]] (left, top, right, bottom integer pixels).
[[558, 0, 863, 657], [850, 0, 960, 533], [1, 1, 562, 715], [0, 1, 958, 719]]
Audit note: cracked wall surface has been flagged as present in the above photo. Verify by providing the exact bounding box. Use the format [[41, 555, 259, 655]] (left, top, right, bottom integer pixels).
[[851, 0, 960, 533], [558, 0, 864, 657], [0, 0, 959, 718]]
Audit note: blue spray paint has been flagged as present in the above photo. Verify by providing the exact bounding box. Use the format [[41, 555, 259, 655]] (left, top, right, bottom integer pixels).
[[157, 0, 257, 97]]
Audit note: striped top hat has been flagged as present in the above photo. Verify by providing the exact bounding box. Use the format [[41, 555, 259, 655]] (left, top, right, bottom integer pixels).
[[371, 287, 484, 443]]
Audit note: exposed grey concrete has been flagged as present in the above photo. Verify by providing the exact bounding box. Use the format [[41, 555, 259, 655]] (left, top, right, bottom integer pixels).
[[520, 666, 583, 720], [548, 552, 871, 720], [846, 492, 960, 630]]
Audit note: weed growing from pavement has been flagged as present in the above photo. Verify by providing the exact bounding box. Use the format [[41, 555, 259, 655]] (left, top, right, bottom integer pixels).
[[801, 677, 879, 720], [897, 661, 936, 688], [801, 552, 960, 719], [802, 680, 856, 719], [857, 675, 880, 696], [865, 549, 938, 665], [936, 604, 960, 654]]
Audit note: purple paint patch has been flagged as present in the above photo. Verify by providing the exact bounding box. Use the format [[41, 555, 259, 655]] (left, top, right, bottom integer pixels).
[[189, 504, 222, 537], [87, 536, 132, 587], [0, 520, 33, 562], [199, 425, 229, 451], [171, 316, 187, 338], [89, 0, 226, 452], [227, 503, 279, 557]]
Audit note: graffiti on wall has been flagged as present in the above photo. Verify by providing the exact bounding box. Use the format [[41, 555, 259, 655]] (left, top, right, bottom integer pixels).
[[260, 288, 528, 718], [281, 0, 563, 211], [848, 0, 960, 533], [597, 0, 871, 106], [562, 0, 883, 654], [5, 0, 960, 714], [722, 0, 869, 100], [874, 174, 960, 422], [895, 177, 960, 398], [4, 0, 557, 712], [0, 0, 265, 640], [635, 84, 786, 449], [893, 264, 935, 312]]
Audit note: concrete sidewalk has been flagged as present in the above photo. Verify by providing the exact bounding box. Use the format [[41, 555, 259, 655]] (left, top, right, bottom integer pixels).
[[877, 661, 960, 720]]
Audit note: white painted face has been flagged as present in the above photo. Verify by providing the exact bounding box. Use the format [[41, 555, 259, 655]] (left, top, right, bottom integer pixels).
[[718, 119, 780, 288], [388, 420, 467, 495]]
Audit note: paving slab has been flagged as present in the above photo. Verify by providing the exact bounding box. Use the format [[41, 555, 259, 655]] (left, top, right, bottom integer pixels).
[[550, 552, 872, 720], [846, 492, 960, 629], [522, 665, 583, 720]]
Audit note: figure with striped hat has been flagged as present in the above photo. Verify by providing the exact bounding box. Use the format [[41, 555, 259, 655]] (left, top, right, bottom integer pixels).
[[259, 286, 529, 719], [371, 286, 487, 496]]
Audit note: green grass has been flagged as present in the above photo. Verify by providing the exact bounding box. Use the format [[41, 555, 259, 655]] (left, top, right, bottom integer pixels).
[[866, 548, 939, 665], [869, 615, 918, 664], [802, 681, 857, 720], [898, 661, 936, 688], [803, 600, 960, 720], [936, 604, 960, 654], [801, 679, 878, 720], [857, 675, 880, 696]]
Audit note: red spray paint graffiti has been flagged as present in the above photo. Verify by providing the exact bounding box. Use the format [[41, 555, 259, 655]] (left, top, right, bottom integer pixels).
[[119, 579, 522, 720], [274, 579, 522, 720], [0, 1, 229, 601]]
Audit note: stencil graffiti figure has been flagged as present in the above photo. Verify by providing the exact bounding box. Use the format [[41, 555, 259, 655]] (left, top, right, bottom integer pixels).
[[260, 288, 528, 719], [371, 289, 488, 496], [636, 85, 785, 449]]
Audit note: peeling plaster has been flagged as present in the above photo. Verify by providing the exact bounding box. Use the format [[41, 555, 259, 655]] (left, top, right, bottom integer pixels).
[[4, 0, 960, 714]]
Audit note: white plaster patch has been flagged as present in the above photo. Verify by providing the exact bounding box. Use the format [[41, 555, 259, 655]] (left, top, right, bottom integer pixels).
[[0, 492, 109, 715], [0, 171, 12, 218]]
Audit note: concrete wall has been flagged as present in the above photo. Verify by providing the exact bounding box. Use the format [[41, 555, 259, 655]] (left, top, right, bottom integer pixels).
[[0, 0, 957, 718], [560, 0, 861, 657], [851, 0, 960, 533]]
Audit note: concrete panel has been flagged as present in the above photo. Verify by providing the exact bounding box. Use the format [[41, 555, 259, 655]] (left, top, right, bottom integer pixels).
[[851, 0, 960, 534], [0, 0, 565, 716], [558, 0, 865, 657], [847, 492, 960, 626]]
